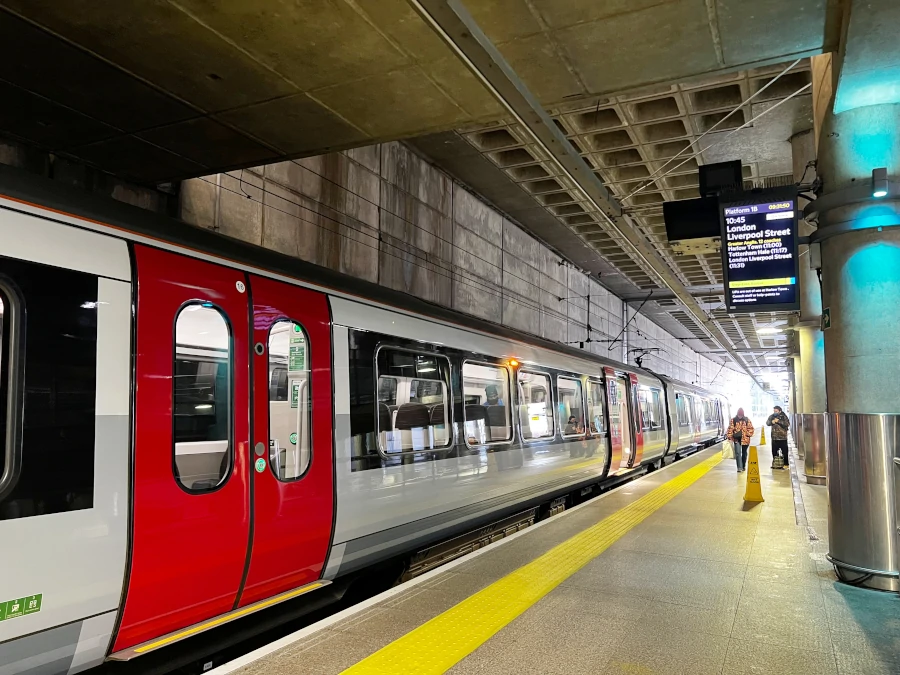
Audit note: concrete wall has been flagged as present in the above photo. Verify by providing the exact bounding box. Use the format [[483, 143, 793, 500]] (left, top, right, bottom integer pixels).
[[0, 133, 758, 408], [179, 141, 751, 400]]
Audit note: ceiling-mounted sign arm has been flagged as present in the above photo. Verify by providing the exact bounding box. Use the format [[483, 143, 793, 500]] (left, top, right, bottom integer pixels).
[[407, 0, 765, 392]]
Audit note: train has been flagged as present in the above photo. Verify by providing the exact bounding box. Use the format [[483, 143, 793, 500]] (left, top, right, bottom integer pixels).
[[0, 167, 729, 674]]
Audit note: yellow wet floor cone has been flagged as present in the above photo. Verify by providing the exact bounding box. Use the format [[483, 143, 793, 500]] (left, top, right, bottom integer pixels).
[[744, 445, 764, 502], [759, 427, 766, 445]]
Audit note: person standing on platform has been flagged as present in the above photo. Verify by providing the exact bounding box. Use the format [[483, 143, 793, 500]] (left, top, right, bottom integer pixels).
[[727, 408, 754, 473], [766, 405, 790, 470]]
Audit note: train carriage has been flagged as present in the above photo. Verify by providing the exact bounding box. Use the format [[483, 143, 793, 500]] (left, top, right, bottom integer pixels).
[[0, 168, 728, 674]]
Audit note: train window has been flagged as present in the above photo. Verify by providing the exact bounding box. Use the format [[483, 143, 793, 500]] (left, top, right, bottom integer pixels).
[[517, 371, 553, 440], [558, 377, 585, 438], [268, 321, 311, 481], [651, 389, 664, 429], [376, 348, 451, 453], [173, 303, 232, 492], [638, 387, 664, 431], [586, 380, 606, 435], [0, 292, 8, 494], [0, 286, 21, 506], [0, 262, 95, 521], [676, 394, 692, 427], [638, 389, 651, 431], [464, 362, 512, 445]]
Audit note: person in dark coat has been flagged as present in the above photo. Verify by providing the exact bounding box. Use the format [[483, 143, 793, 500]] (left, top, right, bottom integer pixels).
[[766, 405, 790, 470]]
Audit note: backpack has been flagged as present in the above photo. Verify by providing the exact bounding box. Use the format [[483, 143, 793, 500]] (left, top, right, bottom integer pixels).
[[732, 418, 743, 443]]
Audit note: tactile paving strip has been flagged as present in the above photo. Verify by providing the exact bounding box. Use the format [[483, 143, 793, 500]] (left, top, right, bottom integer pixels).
[[342, 452, 724, 674]]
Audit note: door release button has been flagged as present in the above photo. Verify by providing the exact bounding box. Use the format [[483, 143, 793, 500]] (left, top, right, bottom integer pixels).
[[255, 442, 266, 457]]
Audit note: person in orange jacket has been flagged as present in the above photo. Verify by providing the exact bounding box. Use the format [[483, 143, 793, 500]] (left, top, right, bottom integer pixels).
[[726, 408, 754, 473]]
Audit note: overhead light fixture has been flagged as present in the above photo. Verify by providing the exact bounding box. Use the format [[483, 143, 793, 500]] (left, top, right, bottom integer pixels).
[[757, 327, 782, 334], [873, 167, 889, 198]]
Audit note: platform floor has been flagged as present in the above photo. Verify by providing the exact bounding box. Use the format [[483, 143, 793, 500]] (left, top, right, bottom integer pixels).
[[214, 439, 900, 675]]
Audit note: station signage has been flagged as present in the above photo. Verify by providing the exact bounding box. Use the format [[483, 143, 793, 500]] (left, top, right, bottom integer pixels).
[[720, 189, 800, 313]]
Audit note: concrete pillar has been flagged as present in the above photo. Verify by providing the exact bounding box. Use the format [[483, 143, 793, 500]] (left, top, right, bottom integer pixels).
[[790, 129, 828, 416], [815, 101, 900, 589], [798, 327, 826, 411], [816, 103, 900, 413], [790, 354, 803, 414]]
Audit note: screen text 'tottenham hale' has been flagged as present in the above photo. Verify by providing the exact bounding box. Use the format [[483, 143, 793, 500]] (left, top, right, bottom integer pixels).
[[722, 200, 798, 310]]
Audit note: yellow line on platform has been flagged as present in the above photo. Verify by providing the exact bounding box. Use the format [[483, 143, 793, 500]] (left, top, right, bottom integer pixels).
[[341, 452, 723, 675]]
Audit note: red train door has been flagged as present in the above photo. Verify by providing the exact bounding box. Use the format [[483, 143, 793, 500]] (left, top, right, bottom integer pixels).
[[237, 275, 334, 606], [604, 368, 624, 472], [114, 245, 252, 650], [629, 373, 645, 465]]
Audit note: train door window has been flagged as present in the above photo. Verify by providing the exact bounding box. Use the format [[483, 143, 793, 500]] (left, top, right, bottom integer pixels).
[[650, 389, 664, 430], [173, 303, 232, 492], [517, 371, 553, 440], [706, 401, 717, 426], [464, 362, 512, 445], [376, 349, 451, 453], [558, 377, 585, 438], [638, 388, 653, 431], [267, 321, 311, 481], [676, 394, 692, 427], [586, 380, 606, 436]]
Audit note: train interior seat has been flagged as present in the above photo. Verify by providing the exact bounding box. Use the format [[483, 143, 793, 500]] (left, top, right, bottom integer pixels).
[[486, 405, 510, 442], [395, 402, 431, 451]]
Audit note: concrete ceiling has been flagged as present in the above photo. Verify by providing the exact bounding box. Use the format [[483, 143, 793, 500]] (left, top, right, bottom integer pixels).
[[0, 0, 843, 385], [409, 59, 814, 376], [0, 0, 836, 184]]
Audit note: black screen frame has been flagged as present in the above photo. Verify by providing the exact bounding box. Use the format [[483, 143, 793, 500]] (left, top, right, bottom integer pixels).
[[719, 187, 801, 314]]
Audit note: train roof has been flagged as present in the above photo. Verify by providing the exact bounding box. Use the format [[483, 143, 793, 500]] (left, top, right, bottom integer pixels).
[[0, 164, 722, 397]]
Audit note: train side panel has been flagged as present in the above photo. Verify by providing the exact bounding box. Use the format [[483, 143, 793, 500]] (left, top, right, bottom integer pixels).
[[325, 298, 616, 577], [0, 206, 131, 674]]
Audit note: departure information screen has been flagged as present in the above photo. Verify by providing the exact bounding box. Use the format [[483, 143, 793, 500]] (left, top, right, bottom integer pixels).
[[720, 193, 800, 312]]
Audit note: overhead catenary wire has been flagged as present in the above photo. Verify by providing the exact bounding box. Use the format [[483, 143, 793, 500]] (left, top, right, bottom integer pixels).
[[221, 164, 615, 318], [222, 160, 721, 378], [201, 176, 625, 330], [203, 176, 547, 315], [216, 175, 523, 306], [624, 57, 804, 200], [625, 79, 813, 202], [233, 163, 598, 310], [607, 291, 653, 352], [286, 159, 599, 308]]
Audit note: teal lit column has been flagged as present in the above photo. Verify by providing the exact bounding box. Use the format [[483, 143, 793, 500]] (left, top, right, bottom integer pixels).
[[813, 101, 900, 590], [792, 129, 827, 413], [791, 129, 827, 478], [815, 104, 900, 413]]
